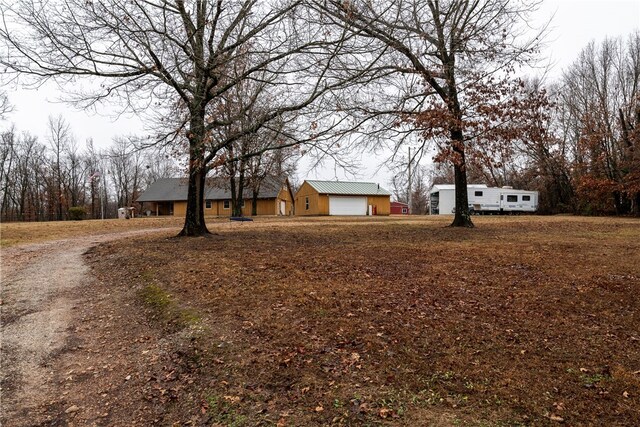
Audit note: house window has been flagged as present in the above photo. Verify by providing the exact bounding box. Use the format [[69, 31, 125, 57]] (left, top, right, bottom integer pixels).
[[474, 191, 483, 197], [402, 207, 408, 214], [240, 200, 245, 208], [223, 200, 230, 209], [305, 196, 309, 210], [205, 200, 212, 209], [507, 195, 518, 202], [522, 195, 531, 201]]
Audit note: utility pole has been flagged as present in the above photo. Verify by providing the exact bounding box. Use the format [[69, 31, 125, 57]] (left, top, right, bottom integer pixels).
[[407, 146, 412, 215]]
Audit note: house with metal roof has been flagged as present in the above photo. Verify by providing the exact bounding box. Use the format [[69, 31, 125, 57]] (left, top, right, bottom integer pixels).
[[136, 177, 294, 217], [294, 180, 391, 216]]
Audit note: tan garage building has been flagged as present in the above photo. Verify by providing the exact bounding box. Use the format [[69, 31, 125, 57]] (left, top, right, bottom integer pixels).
[[295, 180, 391, 216]]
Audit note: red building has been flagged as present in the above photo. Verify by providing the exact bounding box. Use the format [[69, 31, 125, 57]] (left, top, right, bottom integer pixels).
[[390, 201, 409, 215]]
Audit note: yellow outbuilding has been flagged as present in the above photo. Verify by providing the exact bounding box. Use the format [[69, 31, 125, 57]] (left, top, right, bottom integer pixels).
[[294, 180, 391, 216]]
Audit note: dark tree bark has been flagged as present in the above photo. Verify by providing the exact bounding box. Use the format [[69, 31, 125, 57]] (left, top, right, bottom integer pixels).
[[450, 130, 473, 227], [179, 111, 210, 235], [252, 188, 259, 216]]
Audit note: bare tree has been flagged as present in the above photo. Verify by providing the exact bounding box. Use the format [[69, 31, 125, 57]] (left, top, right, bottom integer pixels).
[[314, 0, 545, 226], [65, 139, 88, 209], [410, 167, 430, 215], [389, 162, 429, 214], [0, 91, 11, 120], [141, 150, 179, 189], [245, 135, 299, 216], [85, 139, 105, 219], [0, 129, 47, 221], [2, 0, 369, 235], [46, 115, 73, 220], [556, 33, 640, 214], [108, 137, 143, 211], [205, 66, 301, 217], [0, 126, 17, 219]]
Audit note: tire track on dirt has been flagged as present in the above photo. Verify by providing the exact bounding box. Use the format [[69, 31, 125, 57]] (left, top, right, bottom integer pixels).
[[0, 228, 178, 426]]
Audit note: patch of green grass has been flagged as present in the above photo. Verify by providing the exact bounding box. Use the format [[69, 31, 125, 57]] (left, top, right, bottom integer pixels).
[[206, 394, 247, 427], [140, 283, 172, 310], [581, 373, 607, 386], [139, 283, 201, 329]]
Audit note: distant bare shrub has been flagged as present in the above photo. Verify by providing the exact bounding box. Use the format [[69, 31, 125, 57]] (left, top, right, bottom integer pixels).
[[68, 206, 86, 221]]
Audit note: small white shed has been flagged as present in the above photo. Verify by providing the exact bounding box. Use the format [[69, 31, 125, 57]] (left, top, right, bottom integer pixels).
[[117, 207, 136, 219]]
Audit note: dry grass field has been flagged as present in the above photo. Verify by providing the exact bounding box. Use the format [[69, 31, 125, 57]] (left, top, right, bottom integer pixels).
[[3, 215, 640, 426], [0, 216, 183, 247]]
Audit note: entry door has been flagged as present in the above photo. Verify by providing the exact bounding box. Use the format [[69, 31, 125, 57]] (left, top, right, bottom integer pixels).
[[280, 200, 286, 215], [329, 196, 367, 215]]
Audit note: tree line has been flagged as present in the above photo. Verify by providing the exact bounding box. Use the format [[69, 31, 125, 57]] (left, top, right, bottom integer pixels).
[[423, 33, 639, 216], [1, 1, 638, 232], [0, 115, 177, 221]]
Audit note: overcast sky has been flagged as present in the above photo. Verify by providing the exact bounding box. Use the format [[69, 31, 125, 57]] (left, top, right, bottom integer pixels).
[[3, 0, 639, 188]]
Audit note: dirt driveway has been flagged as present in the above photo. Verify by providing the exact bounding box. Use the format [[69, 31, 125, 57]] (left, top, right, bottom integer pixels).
[[0, 228, 178, 426]]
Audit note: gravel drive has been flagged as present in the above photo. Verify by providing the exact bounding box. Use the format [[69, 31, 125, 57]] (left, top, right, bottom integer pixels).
[[0, 228, 178, 426]]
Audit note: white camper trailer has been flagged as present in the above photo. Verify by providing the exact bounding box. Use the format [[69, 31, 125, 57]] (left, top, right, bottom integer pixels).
[[429, 184, 538, 215]]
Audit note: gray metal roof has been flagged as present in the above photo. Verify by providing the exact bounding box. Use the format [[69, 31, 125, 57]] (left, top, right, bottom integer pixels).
[[305, 180, 391, 196], [137, 177, 285, 202]]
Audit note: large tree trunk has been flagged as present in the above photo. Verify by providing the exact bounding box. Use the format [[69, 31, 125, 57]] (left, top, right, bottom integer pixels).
[[179, 111, 210, 236], [179, 160, 209, 236], [252, 188, 259, 216], [233, 166, 245, 217], [449, 130, 474, 228]]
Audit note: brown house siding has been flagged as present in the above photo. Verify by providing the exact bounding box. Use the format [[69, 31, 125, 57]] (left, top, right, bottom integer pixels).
[[186, 188, 293, 217], [367, 195, 391, 215], [205, 199, 280, 216], [174, 202, 187, 217], [295, 182, 328, 215]]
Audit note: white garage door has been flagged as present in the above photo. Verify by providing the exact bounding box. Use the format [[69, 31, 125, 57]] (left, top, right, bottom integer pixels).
[[329, 196, 367, 215]]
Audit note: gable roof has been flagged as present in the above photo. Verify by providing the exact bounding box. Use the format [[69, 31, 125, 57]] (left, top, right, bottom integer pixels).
[[304, 180, 391, 196], [137, 177, 286, 202]]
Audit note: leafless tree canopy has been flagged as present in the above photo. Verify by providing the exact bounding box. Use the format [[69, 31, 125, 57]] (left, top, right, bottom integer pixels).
[[1, 0, 381, 234], [0, 91, 11, 119], [310, 0, 546, 226]]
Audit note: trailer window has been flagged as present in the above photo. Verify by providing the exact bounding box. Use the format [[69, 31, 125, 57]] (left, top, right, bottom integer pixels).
[[507, 195, 518, 202], [474, 191, 483, 197], [522, 195, 531, 201]]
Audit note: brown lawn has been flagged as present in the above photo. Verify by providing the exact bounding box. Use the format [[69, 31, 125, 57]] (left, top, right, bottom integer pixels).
[[0, 216, 184, 247], [14, 215, 640, 426]]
